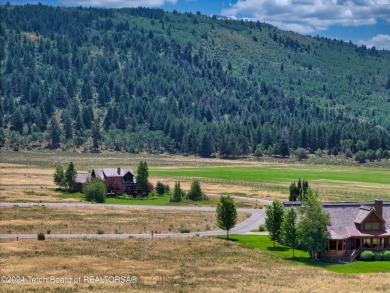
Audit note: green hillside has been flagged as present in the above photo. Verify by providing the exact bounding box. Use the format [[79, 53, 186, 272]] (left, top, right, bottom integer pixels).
[[1, 4, 390, 158]]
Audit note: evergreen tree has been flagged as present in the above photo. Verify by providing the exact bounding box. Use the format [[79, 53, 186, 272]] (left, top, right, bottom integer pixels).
[[63, 110, 73, 139], [92, 117, 101, 151], [136, 161, 149, 196], [11, 108, 24, 133], [187, 180, 204, 201], [49, 116, 61, 146], [64, 161, 77, 191], [216, 195, 237, 239], [170, 182, 184, 202]]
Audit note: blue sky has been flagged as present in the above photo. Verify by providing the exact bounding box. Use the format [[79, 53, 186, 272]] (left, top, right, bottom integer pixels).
[[3, 0, 390, 49]]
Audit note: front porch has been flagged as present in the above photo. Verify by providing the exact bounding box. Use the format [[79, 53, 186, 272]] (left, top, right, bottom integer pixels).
[[322, 237, 390, 262]]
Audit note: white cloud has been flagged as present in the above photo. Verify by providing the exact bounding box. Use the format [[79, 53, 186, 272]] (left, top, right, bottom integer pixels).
[[358, 34, 390, 49], [61, 0, 177, 8], [222, 0, 390, 33]]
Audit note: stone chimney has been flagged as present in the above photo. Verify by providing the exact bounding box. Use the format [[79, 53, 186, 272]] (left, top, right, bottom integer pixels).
[[117, 168, 121, 175], [375, 198, 383, 217]]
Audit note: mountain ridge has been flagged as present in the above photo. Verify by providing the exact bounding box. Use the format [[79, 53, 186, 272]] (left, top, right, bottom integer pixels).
[[0, 4, 390, 158]]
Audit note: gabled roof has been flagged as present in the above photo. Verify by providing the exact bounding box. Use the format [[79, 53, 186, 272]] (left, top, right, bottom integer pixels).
[[75, 173, 90, 184], [92, 168, 135, 181], [354, 206, 385, 224], [283, 201, 390, 240]]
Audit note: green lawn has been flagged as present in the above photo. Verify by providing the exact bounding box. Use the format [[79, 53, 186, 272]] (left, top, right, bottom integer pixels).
[[221, 235, 390, 274], [151, 165, 390, 185], [51, 190, 252, 207]]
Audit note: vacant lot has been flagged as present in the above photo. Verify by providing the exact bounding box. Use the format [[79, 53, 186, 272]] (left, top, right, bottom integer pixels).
[[0, 206, 249, 235], [1, 237, 389, 292]]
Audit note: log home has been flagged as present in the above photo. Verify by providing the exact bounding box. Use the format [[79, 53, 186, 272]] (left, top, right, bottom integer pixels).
[[74, 168, 137, 196], [284, 199, 390, 262]]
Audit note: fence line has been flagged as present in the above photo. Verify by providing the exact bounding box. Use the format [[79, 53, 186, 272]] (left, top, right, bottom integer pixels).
[[150, 174, 389, 198]]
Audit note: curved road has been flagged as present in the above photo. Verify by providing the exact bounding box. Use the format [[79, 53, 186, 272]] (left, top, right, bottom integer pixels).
[[0, 202, 266, 239]]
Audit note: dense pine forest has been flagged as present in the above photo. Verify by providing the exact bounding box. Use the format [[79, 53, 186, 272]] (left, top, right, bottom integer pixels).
[[1, 4, 390, 159]]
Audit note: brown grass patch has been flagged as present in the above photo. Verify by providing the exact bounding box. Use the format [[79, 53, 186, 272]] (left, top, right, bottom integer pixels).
[[0, 237, 389, 292], [0, 206, 249, 234], [0, 188, 83, 203]]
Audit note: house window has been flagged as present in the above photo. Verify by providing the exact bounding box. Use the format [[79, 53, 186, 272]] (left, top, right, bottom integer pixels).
[[364, 222, 380, 230], [372, 223, 380, 229], [363, 239, 371, 248]]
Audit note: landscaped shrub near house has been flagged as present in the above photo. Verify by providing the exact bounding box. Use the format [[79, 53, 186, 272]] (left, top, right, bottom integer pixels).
[[373, 252, 382, 261], [383, 251, 390, 261], [84, 179, 106, 203], [360, 250, 374, 261]]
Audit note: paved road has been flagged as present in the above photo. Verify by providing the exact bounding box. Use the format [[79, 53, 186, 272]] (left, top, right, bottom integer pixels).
[[0, 202, 266, 239]]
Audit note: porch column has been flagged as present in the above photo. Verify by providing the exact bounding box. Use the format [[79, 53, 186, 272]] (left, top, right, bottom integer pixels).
[[336, 240, 338, 253]]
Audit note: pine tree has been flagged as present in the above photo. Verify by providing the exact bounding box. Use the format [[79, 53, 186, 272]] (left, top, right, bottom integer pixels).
[[136, 161, 149, 196], [92, 117, 101, 151], [170, 182, 184, 202], [64, 161, 77, 191], [49, 116, 61, 146], [187, 180, 204, 201]]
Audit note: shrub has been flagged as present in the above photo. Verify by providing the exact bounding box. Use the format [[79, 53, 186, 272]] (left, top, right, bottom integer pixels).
[[360, 250, 374, 261], [344, 149, 353, 158], [354, 151, 366, 163], [96, 229, 104, 234], [295, 148, 308, 160], [373, 252, 382, 261], [366, 149, 377, 161], [179, 227, 191, 233], [37, 232, 45, 240], [383, 250, 390, 261], [259, 224, 267, 232], [85, 179, 106, 203]]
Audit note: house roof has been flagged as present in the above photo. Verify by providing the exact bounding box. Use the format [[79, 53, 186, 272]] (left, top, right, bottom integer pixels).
[[92, 168, 135, 181], [75, 173, 90, 184], [283, 201, 390, 240]]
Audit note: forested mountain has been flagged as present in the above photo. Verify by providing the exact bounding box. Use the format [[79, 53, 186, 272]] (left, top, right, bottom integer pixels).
[[1, 4, 390, 158]]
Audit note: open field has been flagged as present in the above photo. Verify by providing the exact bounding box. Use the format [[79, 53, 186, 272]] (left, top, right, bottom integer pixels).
[[0, 188, 263, 208], [0, 206, 249, 234], [1, 149, 390, 202], [224, 235, 390, 274], [1, 237, 390, 293], [151, 165, 390, 201]]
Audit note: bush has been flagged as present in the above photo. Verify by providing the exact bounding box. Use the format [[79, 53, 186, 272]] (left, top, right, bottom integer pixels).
[[179, 227, 191, 233], [84, 179, 106, 203], [37, 232, 45, 240], [354, 151, 366, 163], [360, 250, 374, 261], [383, 251, 390, 261], [259, 224, 267, 232], [373, 252, 382, 261], [96, 229, 104, 234], [344, 148, 353, 158], [295, 148, 308, 160]]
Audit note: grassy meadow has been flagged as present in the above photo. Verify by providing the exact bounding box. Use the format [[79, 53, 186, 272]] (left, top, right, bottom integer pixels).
[[0, 206, 250, 235], [1, 237, 390, 293]]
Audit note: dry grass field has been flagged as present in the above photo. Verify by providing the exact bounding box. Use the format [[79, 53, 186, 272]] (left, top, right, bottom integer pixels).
[[0, 206, 249, 235], [1, 237, 389, 293]]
